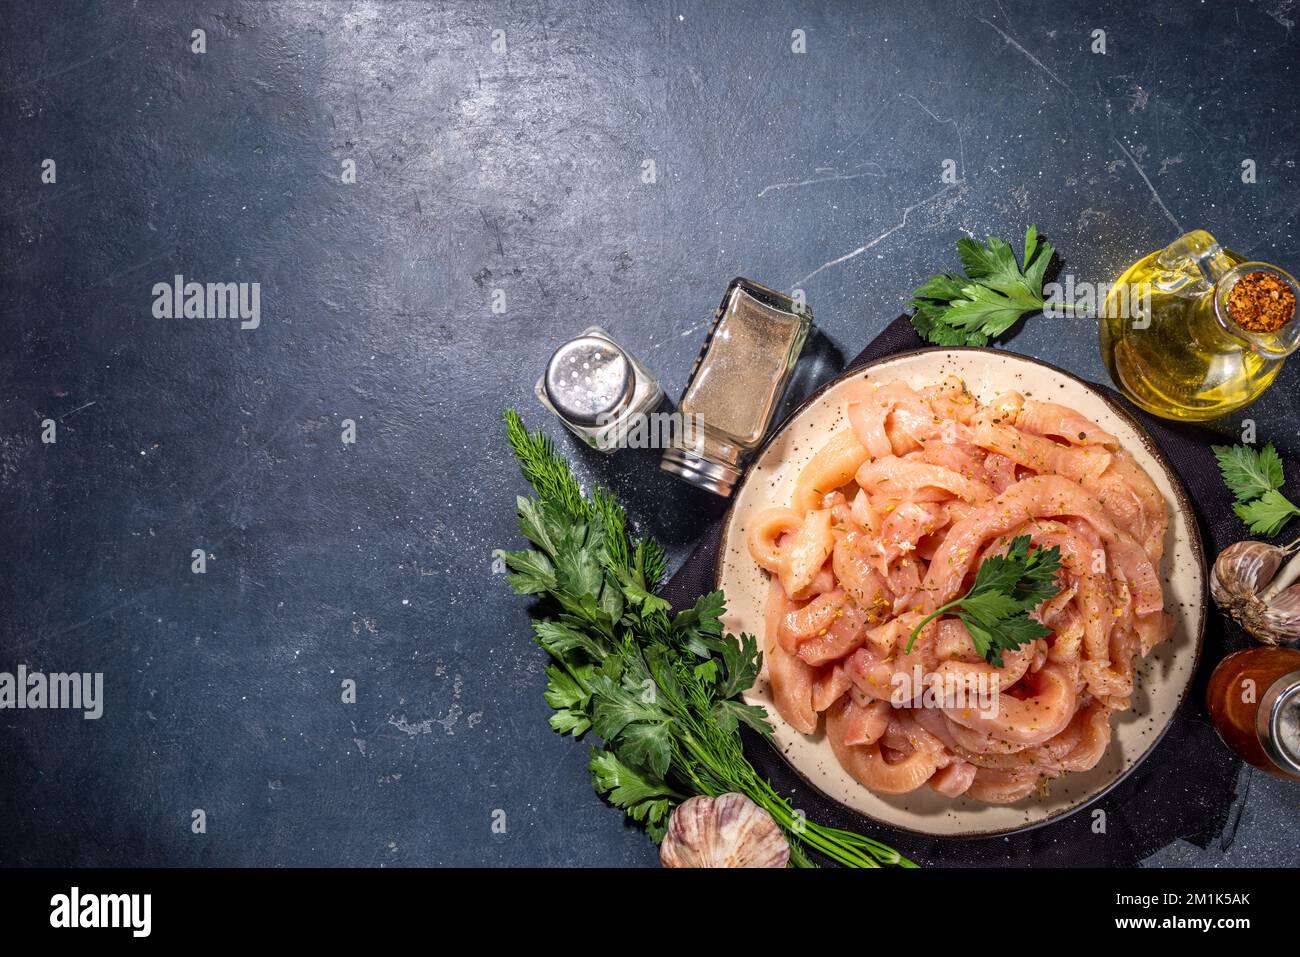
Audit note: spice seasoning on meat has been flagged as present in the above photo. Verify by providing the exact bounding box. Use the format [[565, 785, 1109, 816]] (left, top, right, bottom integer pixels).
[[1227, 270, 1297, 334]]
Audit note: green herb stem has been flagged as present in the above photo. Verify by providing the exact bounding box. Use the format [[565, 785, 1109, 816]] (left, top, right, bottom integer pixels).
[[903, 602, 956, 656], [501, 408, 915, 869]]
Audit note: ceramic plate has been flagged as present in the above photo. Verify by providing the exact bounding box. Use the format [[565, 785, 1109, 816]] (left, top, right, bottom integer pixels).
[[717, 348, 1207, 838]]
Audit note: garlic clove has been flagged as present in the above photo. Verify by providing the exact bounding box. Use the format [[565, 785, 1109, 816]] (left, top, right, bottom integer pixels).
[[1260, 583, 1300, 644], [1213, 539, 1300, 646], [1212, 541, 1284, 609], [659, 793, 789, 868]]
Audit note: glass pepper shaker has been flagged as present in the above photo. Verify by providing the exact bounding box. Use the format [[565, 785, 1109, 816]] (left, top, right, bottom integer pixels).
[[535, 326, 664, 453], [660, 278, 812, 497]]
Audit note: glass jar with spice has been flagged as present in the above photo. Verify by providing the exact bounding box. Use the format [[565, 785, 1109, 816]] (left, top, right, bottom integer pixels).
[[1099, 229, 1300, 420], [660, 278, 811, 497]]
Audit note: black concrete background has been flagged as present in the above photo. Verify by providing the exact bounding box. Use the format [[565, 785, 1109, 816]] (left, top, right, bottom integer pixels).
[[1, 0, 1297, 867]]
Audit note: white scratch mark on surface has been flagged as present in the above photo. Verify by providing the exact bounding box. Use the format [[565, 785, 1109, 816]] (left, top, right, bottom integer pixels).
[[978, 18, 1074, 96], [648, 318, 708, 352], [794, 184, 957, 287], [7, 39, 131, 91], [1113, 137, 1182, 231], [59, 401, 97, 421], [900, 94, 965, 178], [757, 162, 884, 198]]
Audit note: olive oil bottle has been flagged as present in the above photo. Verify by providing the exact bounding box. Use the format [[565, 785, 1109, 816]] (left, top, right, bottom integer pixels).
[[1100, 229, 1299, 421]]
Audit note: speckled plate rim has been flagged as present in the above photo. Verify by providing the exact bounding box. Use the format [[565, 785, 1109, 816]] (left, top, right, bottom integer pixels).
[[717, 346, 1208, 840]]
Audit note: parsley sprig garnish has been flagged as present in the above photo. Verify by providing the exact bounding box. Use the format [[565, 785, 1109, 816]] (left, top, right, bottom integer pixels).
[[1213, 441, 1300, 537], [909, 225, 1074, 346], [905, 535, 1063, 667], [497, 410, 912, 868]]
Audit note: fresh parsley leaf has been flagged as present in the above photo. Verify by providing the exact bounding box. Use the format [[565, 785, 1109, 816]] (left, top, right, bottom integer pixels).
[[588, 748, 680, 838], [543, 664, 595, 739], [1214, 442, 1299, 537], [552, 519, 607, 597], [549, 709, 591, 736], [532, 619, 607, 662], [616, 568, 673, 618], [515, 496, 562, 556], [598, 579, 625, 627], [587, 673, 662, 742], [954, 589, 1025, 628], [989, 613, 1054, 651], [713, 632, 764, 701], [905, 535, 1062, 667], [673, 590, 727, 656], [1235, 488, 1300, 537], [543, 664, 591, 711], [937, 282, 1046, 344], [496, 547, 556, 595], [551, 588, 615, 636], [1007, 535, 1065, 606], [617, 721, 674, 778], [693, 659, 720, 683], [911, 272, 969, 302], [957, 233, 1024, 286], [502, 409, 915, 868], [909, 226, 1060, 346], [1213, 442, 1285, 502], [712, 698, 775, 737], [961, 620, 995, 662], [1021, 224, 1052, 292], [634, 538, 668, 592]]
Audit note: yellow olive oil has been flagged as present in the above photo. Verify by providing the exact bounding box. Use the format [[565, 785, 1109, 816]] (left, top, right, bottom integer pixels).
[[1100, 230, 1299, 421]]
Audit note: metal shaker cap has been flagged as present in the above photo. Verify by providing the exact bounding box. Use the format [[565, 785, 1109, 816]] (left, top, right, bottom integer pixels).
[[1258, 670, 1300, 776], [660, 448, 742, 498], [544, 335, 635, 427]]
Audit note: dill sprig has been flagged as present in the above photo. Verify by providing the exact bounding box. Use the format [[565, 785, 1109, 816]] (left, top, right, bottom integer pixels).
[[498, 409, 914, 868], [504, 408, 660, 586]]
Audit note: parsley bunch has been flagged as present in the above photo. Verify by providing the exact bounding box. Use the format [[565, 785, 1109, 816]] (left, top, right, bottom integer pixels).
[[905, 535, 1063, 667], [1213, 442, 1300, 537], [498, 410, 912, 868], [909, 226, 1071, 346]]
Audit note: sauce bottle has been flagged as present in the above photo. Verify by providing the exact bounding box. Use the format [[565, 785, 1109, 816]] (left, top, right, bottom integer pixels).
[[1099, 229, 1299, 421], [1205, 645, 1300, 781]]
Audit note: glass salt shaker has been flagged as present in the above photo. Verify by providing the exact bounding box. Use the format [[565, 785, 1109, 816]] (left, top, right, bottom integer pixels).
[[660, 278, 812, 497], [535, 326, 664, 453]]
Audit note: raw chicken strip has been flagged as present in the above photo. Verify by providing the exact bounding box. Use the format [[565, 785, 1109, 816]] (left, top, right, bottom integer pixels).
[[748, 377, 1172, 804]]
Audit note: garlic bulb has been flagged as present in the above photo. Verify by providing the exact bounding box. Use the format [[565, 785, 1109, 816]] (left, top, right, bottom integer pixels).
[[659, 793, 789, 868], [1211, 538, 1300, 646]]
